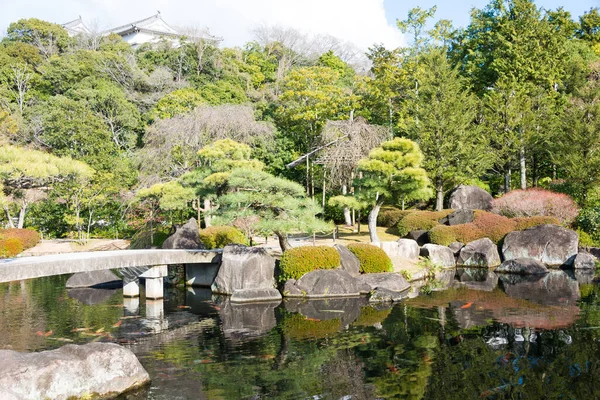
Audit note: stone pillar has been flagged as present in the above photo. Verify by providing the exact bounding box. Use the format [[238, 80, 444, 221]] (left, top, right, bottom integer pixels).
[[141, 265, 168, 300], [123, 281, 140, 298]]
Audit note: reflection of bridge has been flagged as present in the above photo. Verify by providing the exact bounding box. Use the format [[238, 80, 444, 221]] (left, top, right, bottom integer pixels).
[[0, 249, 222, 299]]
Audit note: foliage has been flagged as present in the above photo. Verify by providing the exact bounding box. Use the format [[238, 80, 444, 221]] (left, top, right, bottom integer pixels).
[[198, 226, 247, 250], [0, 228, 40, 249], [377, 206, 410, 228], [577, 207, 600, 243], [396, 210, 452, 237], [513, 216, 561, 231], [347, 243, 393, 274], [0, 238, 24, 258], [279, 245, 341, 282], [492, 188, 579, 225]]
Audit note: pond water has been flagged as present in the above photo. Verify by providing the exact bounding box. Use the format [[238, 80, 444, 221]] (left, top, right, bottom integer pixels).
[[2, 269, 600, 399]]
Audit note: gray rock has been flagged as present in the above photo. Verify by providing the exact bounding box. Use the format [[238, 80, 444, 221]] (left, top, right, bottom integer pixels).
[[334, 244, 360, 276], [448, 242, 464, 256], [66, 270, 121, 289], [439, 209, 475, 226], [448, 185, 493, 211], [282, 279, 304, 297], [211, 245, 277, 298], [499, 270, 580, 307], [162, 218, 204, 249], [292, 269, 362, 298], [406, 230, 429, 246], [495, 258, 549, 275], [380, 239, 419, 260], [369, 288, 408, 303], [420, 244, 456, 268], [457, 238, 501, 267], [0, 343, 149, 400], [574, 252, 596, 269], [356, 273, 410, 293], [231, 288, 282, 303], [502, 225, 579, 267]]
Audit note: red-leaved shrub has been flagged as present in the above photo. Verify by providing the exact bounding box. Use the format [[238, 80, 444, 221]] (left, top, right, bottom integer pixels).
[[492, 189, 578, 225], [0, 229, 40, 250]]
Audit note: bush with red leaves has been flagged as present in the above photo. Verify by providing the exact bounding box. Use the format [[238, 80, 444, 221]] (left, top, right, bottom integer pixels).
[[492, 189, 579, 225]]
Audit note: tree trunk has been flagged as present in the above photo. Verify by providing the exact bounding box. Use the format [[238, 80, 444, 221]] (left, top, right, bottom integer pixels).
[[4, 206, 15, 228], [435, 177, 444, 211], [342, 185, 352, 226], [275, 231, 290, 252], [203, 199, 212, 227], [368, 203, 382, 243], [520, 147, 527, 190], [504, 165, 512, 194], [17, 202, 27, 229]]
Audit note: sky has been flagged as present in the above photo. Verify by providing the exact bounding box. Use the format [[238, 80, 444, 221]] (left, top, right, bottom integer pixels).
[[0, 0, 598, 51]]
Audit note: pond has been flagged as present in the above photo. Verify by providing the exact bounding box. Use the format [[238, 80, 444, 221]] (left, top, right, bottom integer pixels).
[[2, 268, 600, 399]]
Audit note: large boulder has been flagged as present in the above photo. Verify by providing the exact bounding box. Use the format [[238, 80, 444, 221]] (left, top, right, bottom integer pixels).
[[212, 245, 280, 302], [356, 273, 410, 293], [289, 270, 362, 298], [495, 258, 549, 275], [439, 209, 475, 226], [574, 252, 596, 269], [0, 343, 149, 400], [457, 238, 501, 267], [380, 239, 419, 260], [162, 218, 204, 249], [406, 230, 429, 246], [66, 270, 121, 289], [448, 242, 464, 257], [502, 225, 579, 267], [369, 288, 407, 303], [334, 244, 360, 276], [420, 244, 456, 268], [448, 185, 493, 211]]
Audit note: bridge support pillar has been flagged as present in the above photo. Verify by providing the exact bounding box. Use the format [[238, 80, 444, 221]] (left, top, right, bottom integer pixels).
[[123, 281, 140, 297], [142, 265, 168, 300]]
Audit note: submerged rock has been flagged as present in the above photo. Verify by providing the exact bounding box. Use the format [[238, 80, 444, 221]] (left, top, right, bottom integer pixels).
[[356, 273, 410, 293], [495, 258, 549, 275], [457, 238, 501, 268], [162, 218, 204, 249], [369, 288, 407, 303], [0, 343, 149, 400], [502, 225, 578, 267], [448, 185, 493, 211]]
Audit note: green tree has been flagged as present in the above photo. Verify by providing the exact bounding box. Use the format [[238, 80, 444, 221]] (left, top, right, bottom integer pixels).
[[6, 18, 72, 58]]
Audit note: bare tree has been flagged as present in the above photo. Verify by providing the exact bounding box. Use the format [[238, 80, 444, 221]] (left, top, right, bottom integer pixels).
[[178, 25, 222, 76], [8, 64, 32, 113]]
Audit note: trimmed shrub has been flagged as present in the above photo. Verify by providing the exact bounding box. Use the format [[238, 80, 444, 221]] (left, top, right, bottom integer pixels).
[[492, 188, 579, 225], [199, 226, 248, 249], [396, 210, 452, 237], [0, 238, 24, 258], [513, 216, 561, 231], [0, 228, 40, 250], [472, 211, 516, 243], [428, 225, 457, 246], [377, 207, 410, 228], [347, 243, 393, 274], [279, 246, 341, 282]]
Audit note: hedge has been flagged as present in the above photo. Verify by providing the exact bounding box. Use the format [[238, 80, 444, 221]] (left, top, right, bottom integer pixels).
[[0, 229, 40, 258], [199, 226, 248, 249], [492, 188, 579, 225], [347, 243, 393, 274], [513, 216, 561, 231], [0, 238, 24, 258], [377, 207, 410, 228], [396, 210, 453, 237], [279, 245, 341, 282]]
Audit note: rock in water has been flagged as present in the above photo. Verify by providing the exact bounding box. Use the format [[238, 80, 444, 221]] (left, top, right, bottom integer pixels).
[[290, 270, 362, 298], [495, 258, 549, 275], [0, 343, 149, 400], [420, 244, 456, 268], [439, 209, 475, 226], [356, 273, 410, 293], [162, 218, 204, 249], [334, 244, 360, 276], [448, 185, 493, 211], [502, 225, 578, 267], [574, 252, 596, 269], [66, 270, 121, 288], [457, 238, 501, 267], [211, 245, 281, 302]]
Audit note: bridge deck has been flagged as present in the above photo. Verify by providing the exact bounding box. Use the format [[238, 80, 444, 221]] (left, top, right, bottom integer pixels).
[[0, 249, 222, 283]]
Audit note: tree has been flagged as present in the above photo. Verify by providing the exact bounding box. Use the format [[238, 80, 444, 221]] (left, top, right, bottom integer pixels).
[[397, 6, 438, 57], [0, 145, 94, 228], [355, 138, 432, 243], [405, 49, 490, 210], [215, 168, 330, 251], [6, 18, 72, 58]]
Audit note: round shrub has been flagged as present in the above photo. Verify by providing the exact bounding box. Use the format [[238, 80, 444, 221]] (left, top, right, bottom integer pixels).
[[199, 226, 248, 249], [428, 225, 456, 246], [279, 245, 340, 282], [492, 188, 579, 225], [472, 211, 516, 243], [0, 238, 24, 258], [347, 243, 393, 274], [513, 216, 561, 231], [396, 210, 452, 237], [377, 207, 410, 228]]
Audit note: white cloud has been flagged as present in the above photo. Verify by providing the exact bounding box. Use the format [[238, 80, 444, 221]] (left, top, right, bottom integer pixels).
[[1, 0, 403, 51]]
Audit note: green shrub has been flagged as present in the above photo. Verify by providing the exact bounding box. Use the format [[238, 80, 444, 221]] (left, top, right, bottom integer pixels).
[[428, 225, 457, 246], [396, 210, 452, 237], [513, 216, 561, 231], [577, 229, 597, 247], [347, 243, 393, 274], [577, 207, 600, 243], [0, 238, 24, 258], [0, 228, 40, 250], [377, 207, 410, 228], [279, 245, 340, 282], [199, 226, 248, 249]]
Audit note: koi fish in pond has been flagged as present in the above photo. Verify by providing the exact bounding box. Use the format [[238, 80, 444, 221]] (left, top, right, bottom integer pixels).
[[461, 302, 473, 309]]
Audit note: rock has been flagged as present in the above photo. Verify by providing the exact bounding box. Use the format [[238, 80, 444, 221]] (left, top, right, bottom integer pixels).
[[231, 288, 282, 303], [439, 209, 475, 226], [406, 230, 429, 246], [291, 270, 362, 298], [162, 218, 204, 249], [499, 270, 580, 308], [0, 343, 149, 400], [502, 225, 579, 267], [448, 242, 464, 256], [65, 270, 121, 289], [574, 252, 596, 269], [369, 288, 407, 303], [356, 273, 410, 293], [420, 244, 456, 268], [334, 244, 360, 276], [575, 270, 595, 284], [457, 238, 501, 267], [282, 279, 304, 297], [217, 298, 279, 340], [211, 245, 277, 299], [495, 258, 549, 275], [380, 239, 419, 260], [448, 185, 493, 211]]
